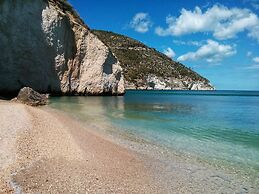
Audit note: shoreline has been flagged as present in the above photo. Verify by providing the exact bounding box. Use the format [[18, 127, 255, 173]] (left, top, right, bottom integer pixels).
[[96, 123, 259, 194], [47, 98, 259, 193], [0, 101, 161, 193], [1, 100, 258, 193]]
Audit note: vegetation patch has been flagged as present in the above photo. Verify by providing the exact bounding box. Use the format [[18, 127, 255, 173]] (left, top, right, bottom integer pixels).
[[92, 30, 209, 85]]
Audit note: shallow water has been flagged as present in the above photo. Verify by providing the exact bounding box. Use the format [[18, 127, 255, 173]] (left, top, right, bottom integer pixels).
[[49, 90, 259, 191]]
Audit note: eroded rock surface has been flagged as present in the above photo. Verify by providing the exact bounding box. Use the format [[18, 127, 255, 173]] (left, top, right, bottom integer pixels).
[[0, 0, 125, 96], [15, 87, 48, 106]]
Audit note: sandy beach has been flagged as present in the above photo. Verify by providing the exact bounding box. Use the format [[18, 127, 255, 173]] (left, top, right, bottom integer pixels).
[[0, 100, 160, 193], [1, 99, 258, 194]]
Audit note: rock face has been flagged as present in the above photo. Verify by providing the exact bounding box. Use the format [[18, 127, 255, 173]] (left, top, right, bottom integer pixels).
[[0, 0, 125, 96], [144, 75, 214, 90], [93, 30, 214, 91], [15, 87, 48, 106]]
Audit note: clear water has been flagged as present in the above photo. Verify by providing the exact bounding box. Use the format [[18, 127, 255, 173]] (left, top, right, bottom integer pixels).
[[49, 90, 259, 180]]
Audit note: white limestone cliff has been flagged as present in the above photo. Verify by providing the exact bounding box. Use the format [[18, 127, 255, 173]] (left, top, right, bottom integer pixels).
[[0, 0, 125, 95], [125, 75, 214, 90]]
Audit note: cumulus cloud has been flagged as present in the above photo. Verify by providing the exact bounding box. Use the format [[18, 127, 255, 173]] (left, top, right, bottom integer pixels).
[[155, 5, 259, 42], [177, 39, 236, 63], [253, 57, 259, 62], [130, 13, 152, 33], [163, 47, 176, 58]]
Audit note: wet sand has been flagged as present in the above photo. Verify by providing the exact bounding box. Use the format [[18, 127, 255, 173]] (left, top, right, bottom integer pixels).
[[0, 101, 161, 193]]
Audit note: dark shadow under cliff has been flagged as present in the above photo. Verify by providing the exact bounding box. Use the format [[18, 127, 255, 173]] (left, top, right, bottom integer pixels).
[[0, 0, 76, 97]]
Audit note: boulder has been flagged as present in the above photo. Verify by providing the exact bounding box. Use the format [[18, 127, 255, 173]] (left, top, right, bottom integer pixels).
[[15, 87, 48, 106]]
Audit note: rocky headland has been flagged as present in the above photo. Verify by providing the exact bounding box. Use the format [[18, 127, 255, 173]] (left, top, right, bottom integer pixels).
[[0, 0, 213, 98], [93, 30, 214, 90]]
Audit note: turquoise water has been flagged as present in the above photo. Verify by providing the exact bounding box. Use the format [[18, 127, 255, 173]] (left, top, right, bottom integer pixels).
[[49, 90, 259, 180]]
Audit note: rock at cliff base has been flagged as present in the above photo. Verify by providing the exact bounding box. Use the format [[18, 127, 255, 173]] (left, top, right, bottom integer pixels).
[[15, 87, 48, 106]]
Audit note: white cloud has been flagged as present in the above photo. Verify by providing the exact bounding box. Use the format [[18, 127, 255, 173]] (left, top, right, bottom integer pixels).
[[173, 40, 203, 46], [163, 47, 176, 58], [253, 57, 259, 62], [247, 51, 253, 56], [130, 13, 152, 33], [252, 2, 259, 10], [244, 0, 259, 10], [177, 39, 236, 63], [155, 5, 259, 42], [248, 25, 259, 42], [246, 64, 259, 69]]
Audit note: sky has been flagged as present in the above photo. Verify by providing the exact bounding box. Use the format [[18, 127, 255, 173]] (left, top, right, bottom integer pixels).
[[68, 0, 259, 90]]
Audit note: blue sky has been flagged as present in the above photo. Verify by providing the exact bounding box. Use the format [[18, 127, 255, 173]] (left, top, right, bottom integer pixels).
[[68, 0, 259, 90]]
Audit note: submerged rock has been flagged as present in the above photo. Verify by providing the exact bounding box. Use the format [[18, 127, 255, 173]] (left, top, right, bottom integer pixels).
[[15, 87, 48, 106], [0, 0, 125, 96]]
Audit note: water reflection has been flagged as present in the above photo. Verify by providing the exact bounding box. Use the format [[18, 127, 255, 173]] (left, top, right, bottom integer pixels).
[[49, 91, 259, 174]]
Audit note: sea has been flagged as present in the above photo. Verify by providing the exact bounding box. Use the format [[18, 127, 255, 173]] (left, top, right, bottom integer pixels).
[[49, 90, 259, 192]]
